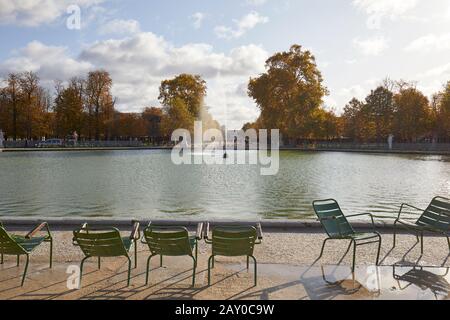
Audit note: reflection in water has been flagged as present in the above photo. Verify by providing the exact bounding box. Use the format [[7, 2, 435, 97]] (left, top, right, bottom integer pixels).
[[0, 150, 449, 219]]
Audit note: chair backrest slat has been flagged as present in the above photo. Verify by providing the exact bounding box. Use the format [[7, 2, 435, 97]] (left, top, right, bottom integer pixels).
[[313, 199, 354, 238], [73, 228, 127, 257], [417, 197, 450, 231], [212, 226, 257, 257], [144, 227, 192, 257], [0, 227, 27, 255]]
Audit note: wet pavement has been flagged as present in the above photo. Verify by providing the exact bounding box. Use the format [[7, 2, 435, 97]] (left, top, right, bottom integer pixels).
[[0, 258, 449, 300]]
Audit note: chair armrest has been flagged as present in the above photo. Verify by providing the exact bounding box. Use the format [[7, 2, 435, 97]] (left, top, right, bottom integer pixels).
[[346, 213, 376, 232], [204, 222, 212, 243], [196, 222, 204, 240], [256, 223, 263, 244], [26, 222, 51, 239], [130, 220, 140, 240], [397, 203, 424, 221], [140, 221, 151, 244], [73, 223, 89, 246]]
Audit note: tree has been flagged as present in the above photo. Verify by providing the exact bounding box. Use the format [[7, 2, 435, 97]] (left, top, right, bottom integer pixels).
[[19, 71, 40, 139], [54, 78, 85, 137], [393, 87, 430, 142], [6, 73, 20, 140], [309, 108, 340, 140], [248, 44, 328, 142], [85, 70, 115, 140], [364, 86, 395, 142], [160, 98, 195, 136], [342, 98, 375, 142], [159, 74, 207, 119], [436, 81, 450, 141], [112, 112, 146, 138], [142, 107, 164, 142]]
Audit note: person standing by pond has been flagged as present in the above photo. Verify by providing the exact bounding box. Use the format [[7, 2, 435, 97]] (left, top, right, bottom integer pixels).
[[388, 134, 394, 150], [0, 129, 4, 149]]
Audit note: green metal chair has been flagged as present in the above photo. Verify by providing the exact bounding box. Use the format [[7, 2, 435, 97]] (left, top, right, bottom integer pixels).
[[204, 223, 263, 286], [393, 196, 450, 254], [72, 221, 140, 287], [0, 221, 52, 286], [312, 199, 381, 272], [141, 222, 203, 286]]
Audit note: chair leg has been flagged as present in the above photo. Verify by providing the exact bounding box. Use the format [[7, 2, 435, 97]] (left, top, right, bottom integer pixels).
[[208, 255, 214, 286], [17, 255, 20, 266], [212, 256, 215, 269], [376, 236, 382, 266], [393, 221, 397, 248], [247, 256, 249, 270], [98, 257, 101, 269], [318, 238, 330, 260], [446, 236, 450, 251], [194, 242, 198, 268], [160, 255, 163, 267], [126, 257, 132, 287], [134, 240, 138, 269], [79, 256, 89, 288], [420, 232, 424, 255], [251, 255, 257, 286], [1, 253, 3, 264], [21, 254, 29, 286], [49, 238, 53, 268], [191, 256, 196, 287], [145, 255, 154, 285], [352, 240, 357, 273]]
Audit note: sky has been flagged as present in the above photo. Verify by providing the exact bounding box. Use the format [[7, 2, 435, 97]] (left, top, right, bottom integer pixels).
[[0, 0, 449, 129]]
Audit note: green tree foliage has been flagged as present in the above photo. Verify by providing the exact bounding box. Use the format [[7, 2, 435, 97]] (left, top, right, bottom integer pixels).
[[159, 74, 207, 118], [158, 73, 220, 135], [0, 72, 51, 140], [161, 98, 195, 136], [342, 81, 450, 143], [343, 98, 367, 141], [142, 107, 164, 140], [54, 78, 85, 137], [364, 86, 395, 142], [85, 70, 115, 140], [248, 45, 329, 141], [436, 81, 450, 141], [393, 87, 430, 142]]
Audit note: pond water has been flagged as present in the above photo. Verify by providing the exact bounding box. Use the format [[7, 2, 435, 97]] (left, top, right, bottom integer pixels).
[[0, 150, 448, 220]]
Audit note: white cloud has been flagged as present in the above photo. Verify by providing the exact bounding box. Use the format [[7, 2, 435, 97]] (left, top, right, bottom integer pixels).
[[190, 12, 205, 29], [0, 33, 268, 129], [215, 11, 269, 39], [0, 41, 93, 82], [352, 0, 418, 29], [339, 85, 367, 102], [98, 19, 140, 35], [353, 36, 389, 56], [405, 33, 450, 52], [0, 0, 104, 27], [417, 63, 450, 79], [245, 0, 267, 6]]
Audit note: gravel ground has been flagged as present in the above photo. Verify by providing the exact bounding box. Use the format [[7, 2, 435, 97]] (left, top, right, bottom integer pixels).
[[1, 229, 449, 300], [9, 229, 450, 268]]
